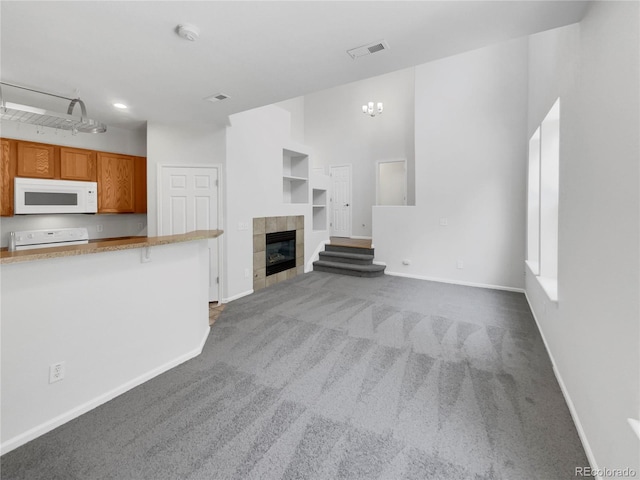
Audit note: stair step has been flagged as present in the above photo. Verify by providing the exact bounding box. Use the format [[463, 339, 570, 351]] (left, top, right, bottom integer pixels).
[[313, 260, 385, 278], [318, 251, 374, 265], [325, 244, 374, 256]]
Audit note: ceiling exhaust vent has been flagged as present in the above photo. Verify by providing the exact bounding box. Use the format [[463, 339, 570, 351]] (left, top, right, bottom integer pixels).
[[347, 40, 390, 59], [204, 93, 230, 103]]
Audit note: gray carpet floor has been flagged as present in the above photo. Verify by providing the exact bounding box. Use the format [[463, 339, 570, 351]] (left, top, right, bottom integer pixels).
[[1, 272, 591, 479]]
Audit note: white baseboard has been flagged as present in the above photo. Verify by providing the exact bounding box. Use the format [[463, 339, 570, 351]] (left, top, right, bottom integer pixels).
[[350, 235, 372, 240], [524, 292, 600, 480], [384, 270, 525, 293], [222, 289, 253, 303], [1, 326, 211, 456]]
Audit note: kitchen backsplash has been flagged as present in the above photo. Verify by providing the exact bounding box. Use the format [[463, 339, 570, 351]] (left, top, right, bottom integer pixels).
[[0, 214, 148, 248]]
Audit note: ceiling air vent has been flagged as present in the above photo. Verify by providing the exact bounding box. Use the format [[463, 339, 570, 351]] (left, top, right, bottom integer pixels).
[[347, 40, 390, 59], [204, 93, 230, 103]]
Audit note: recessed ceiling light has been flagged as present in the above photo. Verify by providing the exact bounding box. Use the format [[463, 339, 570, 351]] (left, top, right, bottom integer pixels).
[[113, 103, 128, 109]]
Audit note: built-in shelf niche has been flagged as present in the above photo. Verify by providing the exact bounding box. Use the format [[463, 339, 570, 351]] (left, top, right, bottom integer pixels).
[[283, 148, 309, 204], [312, 188, 327, 231]]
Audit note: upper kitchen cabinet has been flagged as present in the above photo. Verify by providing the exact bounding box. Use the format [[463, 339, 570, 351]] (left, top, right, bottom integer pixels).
[[97, 153, 135, 213], [16, 141, 57, 179], [133, 156, 147, 214], [96, 153, 146, 214], [60, 147, 96, 182], [0, 137, 147, 216], [1, 139, 16, 216]]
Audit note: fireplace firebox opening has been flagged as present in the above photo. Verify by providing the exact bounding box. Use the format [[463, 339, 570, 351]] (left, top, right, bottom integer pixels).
[[265, 230, 296, 276]]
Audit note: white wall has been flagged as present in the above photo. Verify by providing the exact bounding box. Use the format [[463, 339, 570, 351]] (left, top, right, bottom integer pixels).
[[0, 121, 148, 246], [373, 37, 528, 290], [526, 3, 639, 474], [304, 68, 415, 237], [146, 122, 226, 237], [224, 105, 323, 301], [0, 121, 147, 157], [274, 96, 305, 144], [146, 113, 326, 303], [1, 240, 211, 453]]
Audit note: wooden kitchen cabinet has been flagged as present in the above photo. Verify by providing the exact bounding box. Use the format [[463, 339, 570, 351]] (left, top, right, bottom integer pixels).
[[1, 138, 16, 216], [97, 153, 135, 213], [0, 137, 147, 215], [16, 141, 57, 179], [133, 156, 147, 214], [60, 147, 96, 182]]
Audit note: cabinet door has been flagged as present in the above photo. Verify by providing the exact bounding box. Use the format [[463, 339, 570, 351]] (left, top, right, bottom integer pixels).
[[0, 139, 16, 216], [97, 153, 134, 213], [60, 147, 96, 181], [16, 141, 56, 179], [133, 156, 147, 213]]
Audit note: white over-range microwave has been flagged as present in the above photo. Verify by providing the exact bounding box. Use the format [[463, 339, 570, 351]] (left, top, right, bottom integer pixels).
[[14, 177, 98, 214]]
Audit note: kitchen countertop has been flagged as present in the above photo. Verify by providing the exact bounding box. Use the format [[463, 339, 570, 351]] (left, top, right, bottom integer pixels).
[[0, 230, 223, 265]]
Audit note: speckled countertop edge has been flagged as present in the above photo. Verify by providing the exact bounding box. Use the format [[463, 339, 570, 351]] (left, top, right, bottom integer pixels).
[[0, 230, 223, 265]]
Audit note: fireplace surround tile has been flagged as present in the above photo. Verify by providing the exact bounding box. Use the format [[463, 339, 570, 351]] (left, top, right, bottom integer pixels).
[[266, 217, 277, 234], [265, 274, 278, 288], [253, 217, 265, 235], [253, 267, 266, 291], [253, 234, 265, 253], [253, 252, 265, 270], [253, 215, 304, 291]]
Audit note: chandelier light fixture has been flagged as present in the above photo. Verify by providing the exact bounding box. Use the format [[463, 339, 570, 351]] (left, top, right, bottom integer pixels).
[[362, 101, 383, 117]]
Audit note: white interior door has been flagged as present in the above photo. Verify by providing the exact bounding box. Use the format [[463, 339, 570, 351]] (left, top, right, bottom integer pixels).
[[330, 165, 352, 237], [377, 160, 407, 205], [159, 166, 220, 302]]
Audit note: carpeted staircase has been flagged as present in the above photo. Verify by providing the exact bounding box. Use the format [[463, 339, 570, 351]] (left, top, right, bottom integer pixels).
[[313, 243, 386, 277]]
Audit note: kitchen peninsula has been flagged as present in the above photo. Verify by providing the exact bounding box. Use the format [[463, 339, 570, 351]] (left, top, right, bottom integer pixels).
[[0, 229, 222, 454], [0, 230, 221, 264]]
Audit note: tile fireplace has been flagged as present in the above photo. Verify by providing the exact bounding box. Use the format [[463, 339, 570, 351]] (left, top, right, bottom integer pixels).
[[253, 216, 304, 291]]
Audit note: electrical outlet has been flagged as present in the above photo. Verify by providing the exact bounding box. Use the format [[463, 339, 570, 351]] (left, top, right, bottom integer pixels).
[[439, 218, 448, 226], [96, 224, 103, 232], [49, 362, 65, 383], [244, 268, 250, 278], [402, 259, 411, 265], [137, 222, 143, 230], [456, 259, 464, 269]]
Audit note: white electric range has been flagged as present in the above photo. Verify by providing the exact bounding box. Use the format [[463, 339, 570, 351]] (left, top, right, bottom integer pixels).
[[11, 227, 89, 251]]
